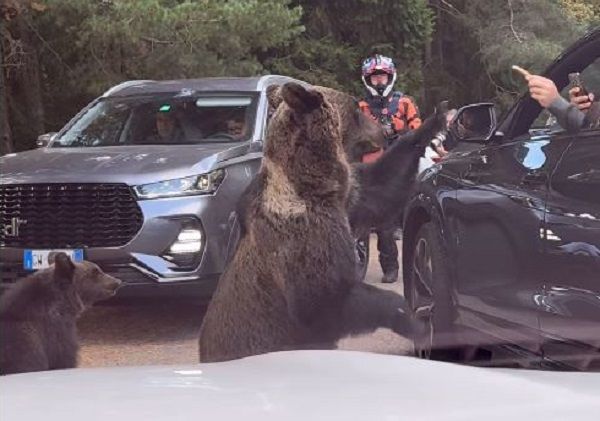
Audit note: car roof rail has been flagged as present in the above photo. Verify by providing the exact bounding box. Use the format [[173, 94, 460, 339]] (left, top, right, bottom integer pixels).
[[102, 80, 155, 97]]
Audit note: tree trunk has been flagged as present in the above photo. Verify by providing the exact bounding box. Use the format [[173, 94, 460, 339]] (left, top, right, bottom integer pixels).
[[422, 0, 443, 114], [14, 12, 45, 143], [0, 28, 13, 155], [4, 5, 45, 151]]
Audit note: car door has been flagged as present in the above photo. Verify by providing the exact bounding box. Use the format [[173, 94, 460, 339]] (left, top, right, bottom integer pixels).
[[448, 28, 600, 360], [449, 132, 568, 356], [531, 51, 600, 370], [538, 131, 600, 370]]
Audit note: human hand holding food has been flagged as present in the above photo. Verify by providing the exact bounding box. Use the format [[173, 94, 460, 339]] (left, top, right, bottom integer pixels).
[[512, 65, 559, 108]]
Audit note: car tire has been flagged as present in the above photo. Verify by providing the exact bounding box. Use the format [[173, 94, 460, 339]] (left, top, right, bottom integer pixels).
[[355, 235, 370, 282], [405, 222, 462, 361]]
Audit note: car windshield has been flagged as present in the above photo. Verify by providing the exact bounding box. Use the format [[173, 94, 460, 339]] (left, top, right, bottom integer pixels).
[[51, 94, 257, 147]]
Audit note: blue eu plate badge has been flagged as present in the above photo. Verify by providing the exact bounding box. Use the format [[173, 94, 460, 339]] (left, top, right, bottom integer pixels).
[[24, 249, 84, 270]]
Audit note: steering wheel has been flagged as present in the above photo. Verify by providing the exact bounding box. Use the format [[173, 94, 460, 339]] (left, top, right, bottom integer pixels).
[[208, 132, 237, 141]]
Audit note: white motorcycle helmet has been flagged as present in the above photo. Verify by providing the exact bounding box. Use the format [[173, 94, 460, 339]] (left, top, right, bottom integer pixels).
[[361, 54, 397, 97]]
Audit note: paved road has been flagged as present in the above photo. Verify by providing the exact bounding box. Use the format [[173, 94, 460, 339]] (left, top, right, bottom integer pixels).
[[78, 236, 412, 368]]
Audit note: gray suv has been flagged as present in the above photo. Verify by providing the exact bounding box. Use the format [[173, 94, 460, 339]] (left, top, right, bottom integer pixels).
[[0, 76, 300, 295]]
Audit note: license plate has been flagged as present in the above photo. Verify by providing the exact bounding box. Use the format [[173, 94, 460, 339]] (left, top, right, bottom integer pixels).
[[23, 249, 84, 270]]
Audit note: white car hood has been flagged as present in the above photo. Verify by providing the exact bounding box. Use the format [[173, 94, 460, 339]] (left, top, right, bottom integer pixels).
[[1, 350, 599, 421]]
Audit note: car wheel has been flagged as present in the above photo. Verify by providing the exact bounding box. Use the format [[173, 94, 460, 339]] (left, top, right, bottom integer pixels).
[[405, 222, 460, 361], [355, 235, 370, 282]]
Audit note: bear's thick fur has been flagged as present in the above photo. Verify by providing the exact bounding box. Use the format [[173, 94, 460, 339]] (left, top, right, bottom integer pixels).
[[199, 83, 417, 362], [199, 83, 356, 362], [348, 102, 448, 237], [0, 253, 121, 375], [266, 83, 386, 163], [254, 84, 447, 238]]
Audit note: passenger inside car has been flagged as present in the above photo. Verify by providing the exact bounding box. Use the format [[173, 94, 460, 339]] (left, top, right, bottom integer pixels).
[[225, 116, 247, 141], [202, 108, 249, 141], [520, 69, 599, 133], [145, 107, 186, 144]]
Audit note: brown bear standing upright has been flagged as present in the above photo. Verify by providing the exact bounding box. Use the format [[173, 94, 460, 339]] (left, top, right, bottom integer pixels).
[[0, 253, 121, 375], [199, 83, 429, 362], [199, 83, 362, 362]]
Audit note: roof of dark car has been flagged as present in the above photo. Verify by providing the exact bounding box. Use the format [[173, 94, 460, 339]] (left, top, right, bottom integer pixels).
[[102, 75, 300, 98]]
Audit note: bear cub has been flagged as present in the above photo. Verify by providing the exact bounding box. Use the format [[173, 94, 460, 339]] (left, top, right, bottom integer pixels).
[[0, 253, 122, 375]]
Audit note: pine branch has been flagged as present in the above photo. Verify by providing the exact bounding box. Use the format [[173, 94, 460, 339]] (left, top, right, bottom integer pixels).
[[507, 0, 523, 43]]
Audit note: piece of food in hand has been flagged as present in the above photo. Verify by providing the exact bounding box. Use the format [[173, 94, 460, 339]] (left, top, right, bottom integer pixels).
[[512, 65, 531, 78]]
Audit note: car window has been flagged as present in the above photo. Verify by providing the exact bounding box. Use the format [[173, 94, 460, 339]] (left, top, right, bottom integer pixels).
[[55, 101, 130, 147], [52, 94, 258, 147], [531, 58, 600, 130]]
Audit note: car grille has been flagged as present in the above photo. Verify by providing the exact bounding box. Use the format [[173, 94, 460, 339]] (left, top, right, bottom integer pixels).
[[0, 183, 143, 248], [0, 262, 154, 286]]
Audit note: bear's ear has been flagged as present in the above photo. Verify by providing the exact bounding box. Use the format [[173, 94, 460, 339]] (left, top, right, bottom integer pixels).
[[281, 82, 323, 114], [52, 252, 75, 287], [266, 85, 283, 112]]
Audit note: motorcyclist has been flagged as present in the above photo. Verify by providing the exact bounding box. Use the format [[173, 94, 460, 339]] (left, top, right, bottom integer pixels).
[[358, 54, 422, 283]]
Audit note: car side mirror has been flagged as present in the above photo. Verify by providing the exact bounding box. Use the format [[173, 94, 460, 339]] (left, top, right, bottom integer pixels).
[[36, 132, 57, 148], [449, 103, 497, 144]]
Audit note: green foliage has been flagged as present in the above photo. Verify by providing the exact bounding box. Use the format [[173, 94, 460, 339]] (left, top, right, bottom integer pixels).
[[559, 0, 600, 25], [267, 0, 434, 97], [30, 0, 303, 132], [469, 0, 584, 76], [3, 0, 596, 151], [266, 36, 359, 91], [424, 0, 589, 111]]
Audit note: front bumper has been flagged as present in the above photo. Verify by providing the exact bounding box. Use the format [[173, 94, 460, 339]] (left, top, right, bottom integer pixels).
[[0, 191, 240, 291]]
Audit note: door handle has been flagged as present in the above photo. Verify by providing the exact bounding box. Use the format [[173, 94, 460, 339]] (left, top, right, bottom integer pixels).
[[522, 171, 548, 186]]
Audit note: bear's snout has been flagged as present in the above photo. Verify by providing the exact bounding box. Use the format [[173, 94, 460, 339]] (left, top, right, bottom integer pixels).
[[103, 275, 122, 294]]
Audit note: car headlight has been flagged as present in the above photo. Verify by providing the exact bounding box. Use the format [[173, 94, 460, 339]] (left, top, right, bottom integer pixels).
[[134, 169, 225, 199]]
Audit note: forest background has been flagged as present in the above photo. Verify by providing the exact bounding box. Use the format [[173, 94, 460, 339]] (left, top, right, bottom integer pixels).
[[1, 0, 599, 153]]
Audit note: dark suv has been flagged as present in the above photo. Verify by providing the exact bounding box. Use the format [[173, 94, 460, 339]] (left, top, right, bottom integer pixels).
[[403, 29, 600, 370]]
